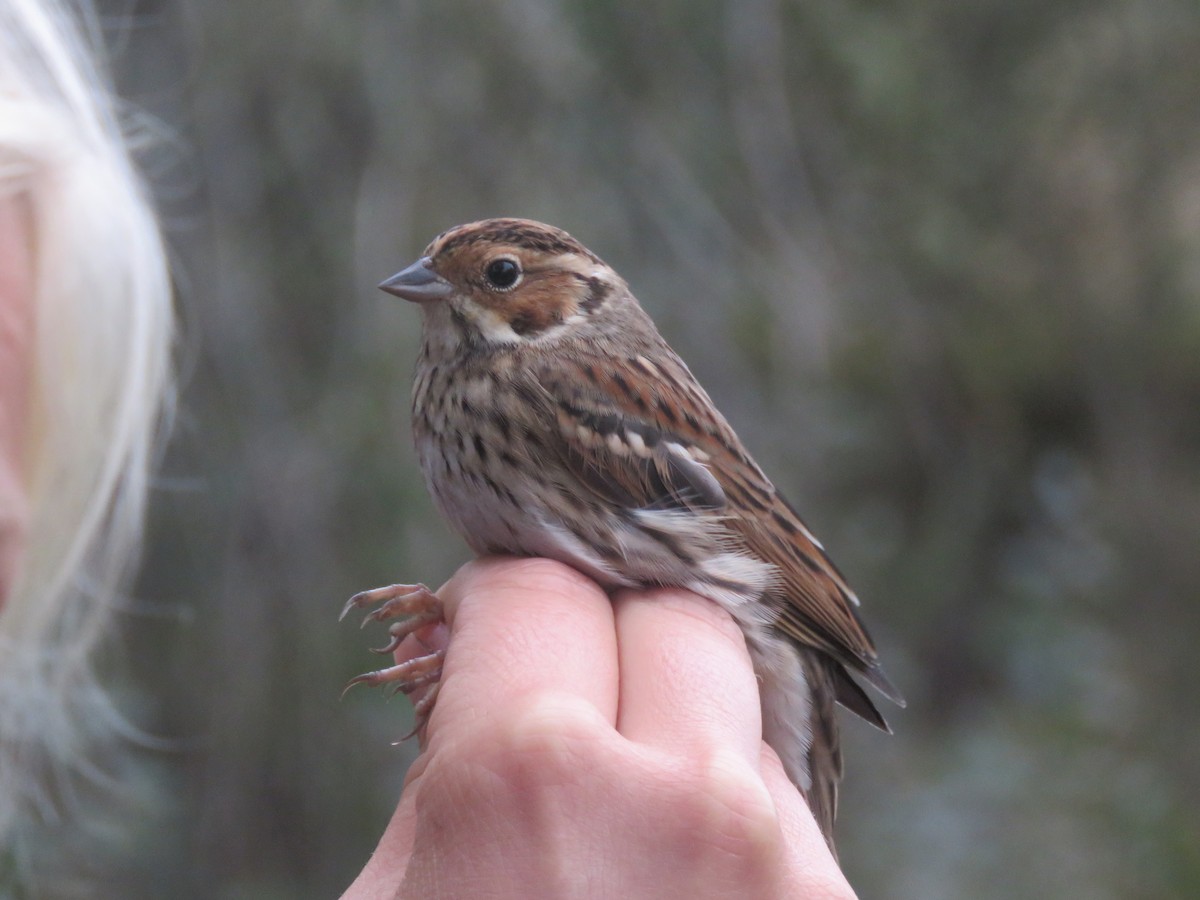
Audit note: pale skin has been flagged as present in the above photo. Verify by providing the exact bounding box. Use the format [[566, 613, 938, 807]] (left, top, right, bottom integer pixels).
[[342, 557, 858, 900], [0, 194, 36, 607]]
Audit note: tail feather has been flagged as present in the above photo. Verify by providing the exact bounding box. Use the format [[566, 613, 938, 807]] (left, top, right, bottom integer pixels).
[[753, 637, 844, 855], [829, 662, 891, 733], [801, 653, 844, 855]]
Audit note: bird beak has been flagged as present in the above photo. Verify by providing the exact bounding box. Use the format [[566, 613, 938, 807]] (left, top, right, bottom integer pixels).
[[379, 257, 453, 303]]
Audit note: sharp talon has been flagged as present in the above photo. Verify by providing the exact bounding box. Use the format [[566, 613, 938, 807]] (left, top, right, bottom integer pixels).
[[340, 586, 391, 621], [386, 673, 441, 699], [343, 582, 446, 741], [371, 633, 405, 655], [339, 595, 363, 622], [367, 608, 443, 653], [341, 583, 441, 624], [410, 683, 440, 731], [341, 676, 368, 700], [394, 682, 442, 743], [342, 649, 445, 693]]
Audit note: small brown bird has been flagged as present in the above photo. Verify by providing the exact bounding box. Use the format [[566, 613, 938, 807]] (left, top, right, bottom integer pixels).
[[345, 218, 903, 848]]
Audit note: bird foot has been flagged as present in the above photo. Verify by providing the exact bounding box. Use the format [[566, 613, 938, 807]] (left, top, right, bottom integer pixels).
[[342, 582, 445, 739], [340, 582, 441, 624]]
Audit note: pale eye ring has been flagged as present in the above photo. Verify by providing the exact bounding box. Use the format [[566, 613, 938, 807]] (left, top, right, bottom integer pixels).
[[484, 256, 522, 290]]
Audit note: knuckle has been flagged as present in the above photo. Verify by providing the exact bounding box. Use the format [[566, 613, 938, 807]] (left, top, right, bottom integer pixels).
[[499, 693, 612, 780], [665, 749, 782, 868], [429, 692, 610, 799]]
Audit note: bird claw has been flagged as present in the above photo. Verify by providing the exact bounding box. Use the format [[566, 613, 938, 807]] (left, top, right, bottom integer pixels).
[[396, 682, 442, 742], [343, 582, 447, 741], [344, 649, 445, 741], [339, 582, 441, 624], [342, 648, 445, 696], [370, 609, 444, 654]]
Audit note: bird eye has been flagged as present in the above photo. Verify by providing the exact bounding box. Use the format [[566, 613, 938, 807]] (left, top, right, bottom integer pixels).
[[484, 257, 521, 290]]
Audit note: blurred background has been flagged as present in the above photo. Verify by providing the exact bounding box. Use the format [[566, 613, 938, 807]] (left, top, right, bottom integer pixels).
[[26, 0, 1200, 896]]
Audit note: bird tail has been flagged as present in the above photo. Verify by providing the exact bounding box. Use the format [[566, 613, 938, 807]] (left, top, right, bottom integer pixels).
[[752, 638, 844, 855], [801, 652, 844, 855]]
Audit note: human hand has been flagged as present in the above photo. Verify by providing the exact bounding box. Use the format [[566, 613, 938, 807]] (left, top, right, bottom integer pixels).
[[342, 557, 857, 899]]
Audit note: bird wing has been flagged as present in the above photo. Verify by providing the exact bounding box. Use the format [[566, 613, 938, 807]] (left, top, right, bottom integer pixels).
[[531, 346, 903, 711]]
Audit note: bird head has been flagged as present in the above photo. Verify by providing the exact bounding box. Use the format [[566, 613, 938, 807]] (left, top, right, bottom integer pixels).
[[380, 218, 628, 351]]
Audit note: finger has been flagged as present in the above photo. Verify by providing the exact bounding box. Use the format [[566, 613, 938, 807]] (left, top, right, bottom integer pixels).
[[430, 556, 620, 732], [613, 587, 762, 765], [758, 743, 852, 894], [338, 787, 417, 899]]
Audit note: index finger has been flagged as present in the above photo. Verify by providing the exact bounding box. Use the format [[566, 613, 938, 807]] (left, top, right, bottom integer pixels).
[[431, 556, 620, 735]]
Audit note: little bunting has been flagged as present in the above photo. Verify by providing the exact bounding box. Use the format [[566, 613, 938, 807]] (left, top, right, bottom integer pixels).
[[344, 218, 903, 849]]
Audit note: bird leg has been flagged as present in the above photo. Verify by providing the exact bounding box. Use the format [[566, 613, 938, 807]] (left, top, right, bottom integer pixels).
[[342, 582, 445, 739], [343, 649, 445, 739]]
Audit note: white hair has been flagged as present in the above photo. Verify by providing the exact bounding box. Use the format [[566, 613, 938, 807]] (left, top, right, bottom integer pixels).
[[0, 0, 172, 852]]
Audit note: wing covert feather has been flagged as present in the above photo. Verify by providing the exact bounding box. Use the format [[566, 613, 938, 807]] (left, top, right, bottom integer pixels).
[[529, 346, 903, 708]]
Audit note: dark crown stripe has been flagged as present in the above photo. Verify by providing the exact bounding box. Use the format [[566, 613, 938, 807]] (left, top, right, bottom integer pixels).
[[435, 219, 600, 262]]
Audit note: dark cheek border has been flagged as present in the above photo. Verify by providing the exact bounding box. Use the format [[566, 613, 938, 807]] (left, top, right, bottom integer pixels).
[[580, 276, 611, 314]]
